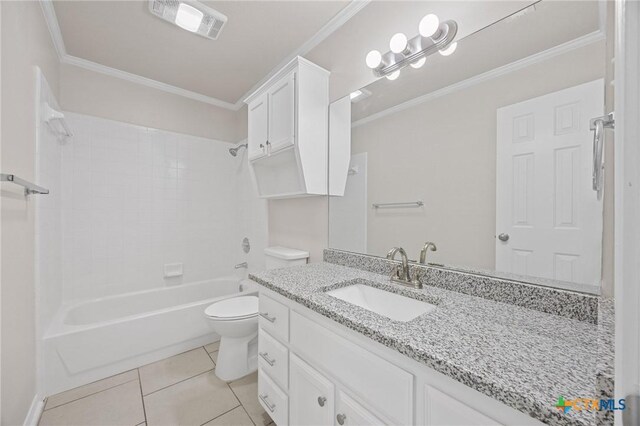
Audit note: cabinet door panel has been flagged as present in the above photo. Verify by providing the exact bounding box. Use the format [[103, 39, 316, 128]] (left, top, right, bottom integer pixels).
[[268, 72, 295, 153], [425, 385, 502, 426], [248, 94, 268, 160], [289, 354, 334, 426], [335, 390, 385, 426]]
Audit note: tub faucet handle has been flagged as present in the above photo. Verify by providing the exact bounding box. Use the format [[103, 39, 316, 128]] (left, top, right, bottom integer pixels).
[[235, 262, 248, 269]]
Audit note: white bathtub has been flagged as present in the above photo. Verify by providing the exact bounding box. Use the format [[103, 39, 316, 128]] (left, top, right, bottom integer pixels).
[[43, 277, 256, 395]]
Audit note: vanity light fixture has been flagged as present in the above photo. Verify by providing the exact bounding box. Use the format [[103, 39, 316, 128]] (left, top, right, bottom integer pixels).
[[366, 13, 458, 79], [148, 0, 228, 40]]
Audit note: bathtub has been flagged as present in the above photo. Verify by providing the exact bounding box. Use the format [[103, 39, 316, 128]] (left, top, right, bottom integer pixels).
[[43, 277, 256, 395]]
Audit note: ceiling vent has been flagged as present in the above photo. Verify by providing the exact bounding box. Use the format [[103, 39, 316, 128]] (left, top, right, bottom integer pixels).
[[148, 0, 228, 40]]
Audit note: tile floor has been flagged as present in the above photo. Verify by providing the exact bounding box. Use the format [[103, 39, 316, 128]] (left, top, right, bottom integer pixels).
[[39, 341, 274, 426]]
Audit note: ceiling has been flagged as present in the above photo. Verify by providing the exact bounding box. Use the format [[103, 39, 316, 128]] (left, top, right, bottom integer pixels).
[[53, 0, 349, 104], [351, 0, 603, 121]]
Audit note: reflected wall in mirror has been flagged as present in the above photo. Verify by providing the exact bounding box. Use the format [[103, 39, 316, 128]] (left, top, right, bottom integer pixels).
[[328, 1, 614, 295]]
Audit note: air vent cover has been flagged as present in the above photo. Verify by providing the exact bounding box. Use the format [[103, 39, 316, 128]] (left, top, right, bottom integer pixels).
[[148, 0, 227, 40]]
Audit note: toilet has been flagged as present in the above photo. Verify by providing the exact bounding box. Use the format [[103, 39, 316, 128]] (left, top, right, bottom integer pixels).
[[205, 246, 309, 381]]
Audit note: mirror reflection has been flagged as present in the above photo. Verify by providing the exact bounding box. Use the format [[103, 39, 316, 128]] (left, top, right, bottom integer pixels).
[[328, 1, 613, 295]]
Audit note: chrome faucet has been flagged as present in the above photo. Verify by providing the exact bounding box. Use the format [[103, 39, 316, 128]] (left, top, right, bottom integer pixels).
[[419, 242, 437, 264], [234, 262, 248, 269], [386, 247, 422, 288]]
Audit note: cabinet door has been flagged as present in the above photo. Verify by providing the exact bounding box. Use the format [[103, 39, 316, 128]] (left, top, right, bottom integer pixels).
[[267, 72, 295, 154], [335, 390, 385, 426], [425, 386, 502, 426], [289, 354, 334, 426], [248, 93, 268, 160]]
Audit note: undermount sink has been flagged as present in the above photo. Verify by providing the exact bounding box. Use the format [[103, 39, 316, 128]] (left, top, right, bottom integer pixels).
[[326, 282, 436, 322]]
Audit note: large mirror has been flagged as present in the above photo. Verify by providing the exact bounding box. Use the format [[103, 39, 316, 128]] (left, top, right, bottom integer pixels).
[[328, 1, 613, 295]]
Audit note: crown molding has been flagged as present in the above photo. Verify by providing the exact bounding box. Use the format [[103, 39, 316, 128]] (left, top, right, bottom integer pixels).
[[40, 0, 370, 111], [40, 0, 66, 58], [60, 55, 240, 110], [352, 30, 606, 128]]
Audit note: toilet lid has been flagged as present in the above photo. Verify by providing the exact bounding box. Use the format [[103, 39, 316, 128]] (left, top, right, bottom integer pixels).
[[205, 296, 258, 320]]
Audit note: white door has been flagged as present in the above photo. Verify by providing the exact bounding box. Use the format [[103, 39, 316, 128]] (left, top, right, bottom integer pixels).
[[289, 354, 335, 426], [335, 390, 385, 426], [248, 93, 268, 160], [496, 79, 604, 286], [268, 71, 296, 154], [424, 385, 501, 426]]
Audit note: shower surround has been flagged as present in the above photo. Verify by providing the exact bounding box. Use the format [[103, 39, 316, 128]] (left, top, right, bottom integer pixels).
[[36, 112, 267, 394]]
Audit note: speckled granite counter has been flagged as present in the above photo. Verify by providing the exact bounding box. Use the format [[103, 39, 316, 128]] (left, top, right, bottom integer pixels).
[[249, 262, 614, 426]]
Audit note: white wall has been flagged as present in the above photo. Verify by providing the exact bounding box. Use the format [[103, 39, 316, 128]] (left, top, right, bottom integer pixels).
[[60, 64, 246, 143], [1, 1, 60, 424], [59, 113, 263, 301]]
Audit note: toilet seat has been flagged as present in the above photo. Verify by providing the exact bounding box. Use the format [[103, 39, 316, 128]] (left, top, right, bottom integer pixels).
[[205, 296, 258, 321]]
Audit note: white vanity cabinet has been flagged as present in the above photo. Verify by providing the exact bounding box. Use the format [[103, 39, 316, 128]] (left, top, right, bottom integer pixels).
[[244, 56, 329, 198], [256, 287, 544, 426], [289, 354, 335, 425]]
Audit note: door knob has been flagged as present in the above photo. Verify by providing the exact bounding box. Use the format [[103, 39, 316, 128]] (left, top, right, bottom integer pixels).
[[498, 233, 510, 242]]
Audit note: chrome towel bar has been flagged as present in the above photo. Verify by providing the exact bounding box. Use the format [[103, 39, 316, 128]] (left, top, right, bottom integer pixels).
[[0, 174, 49, 195], [373, 201, 424, 209]]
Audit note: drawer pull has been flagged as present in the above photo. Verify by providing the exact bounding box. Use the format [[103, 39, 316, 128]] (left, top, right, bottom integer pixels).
[[259, 393, 276, 413], [259, 352, 276, 366], [337, 413, 347, 425], [259, 312, 276, 323], [317, 396, 326, 407]]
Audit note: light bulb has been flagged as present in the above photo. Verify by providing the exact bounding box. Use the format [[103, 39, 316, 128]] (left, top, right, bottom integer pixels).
[[175, 3, 204, 32], [410, 57, 426, 69], [386, 70, 400, 81], [389, 33, 408, 54], [419, 14, 440, 37], [439, 42, 457, 56], [365, 50, 382, 69]]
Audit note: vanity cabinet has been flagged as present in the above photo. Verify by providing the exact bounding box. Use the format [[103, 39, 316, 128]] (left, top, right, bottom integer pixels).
[[289, 354, 335, 425], [256, 287, 543, 426], [245, 56, 329, 198]]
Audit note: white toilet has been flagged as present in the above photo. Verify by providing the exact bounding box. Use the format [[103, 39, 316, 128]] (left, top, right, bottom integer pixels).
[[205, 246, 309, 381]]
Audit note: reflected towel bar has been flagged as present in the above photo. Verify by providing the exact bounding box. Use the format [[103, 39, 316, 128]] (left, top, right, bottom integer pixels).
[[373, 201, 423, 209], [0, 174, 49, 195]]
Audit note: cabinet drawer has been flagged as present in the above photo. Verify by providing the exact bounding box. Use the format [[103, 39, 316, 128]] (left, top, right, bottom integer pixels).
[[259, 294, 289, 342], [290, 311, 413, 425], [259, 329, 289, 390], [425, 386, 502, 426], [259, 368, 288, 426]]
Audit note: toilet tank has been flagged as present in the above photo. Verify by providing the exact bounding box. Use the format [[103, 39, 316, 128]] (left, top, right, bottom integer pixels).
[[264, 246, 309, 270]]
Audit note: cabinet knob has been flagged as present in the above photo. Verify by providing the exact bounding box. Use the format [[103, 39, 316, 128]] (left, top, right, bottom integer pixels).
[[317, 396, 326, 407], [259, 143, 264, 149], [336, 414, 346, 425]]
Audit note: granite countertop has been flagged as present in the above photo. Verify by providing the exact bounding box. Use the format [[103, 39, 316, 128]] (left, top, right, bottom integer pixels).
[[250, 262, 614, 426]]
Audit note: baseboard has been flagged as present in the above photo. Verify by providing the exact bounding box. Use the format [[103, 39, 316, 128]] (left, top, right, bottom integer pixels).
[[23, 394, 45, 426]]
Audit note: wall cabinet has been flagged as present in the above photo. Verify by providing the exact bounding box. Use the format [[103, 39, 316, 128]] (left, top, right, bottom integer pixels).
[[256, 287, 543, 426], [245, 57, 329, 198]]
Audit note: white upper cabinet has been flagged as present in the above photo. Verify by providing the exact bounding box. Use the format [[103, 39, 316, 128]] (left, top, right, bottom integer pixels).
[[248, 93, 269, 160], [267, 72, 296, 154], [245, 57, 329, 198]]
